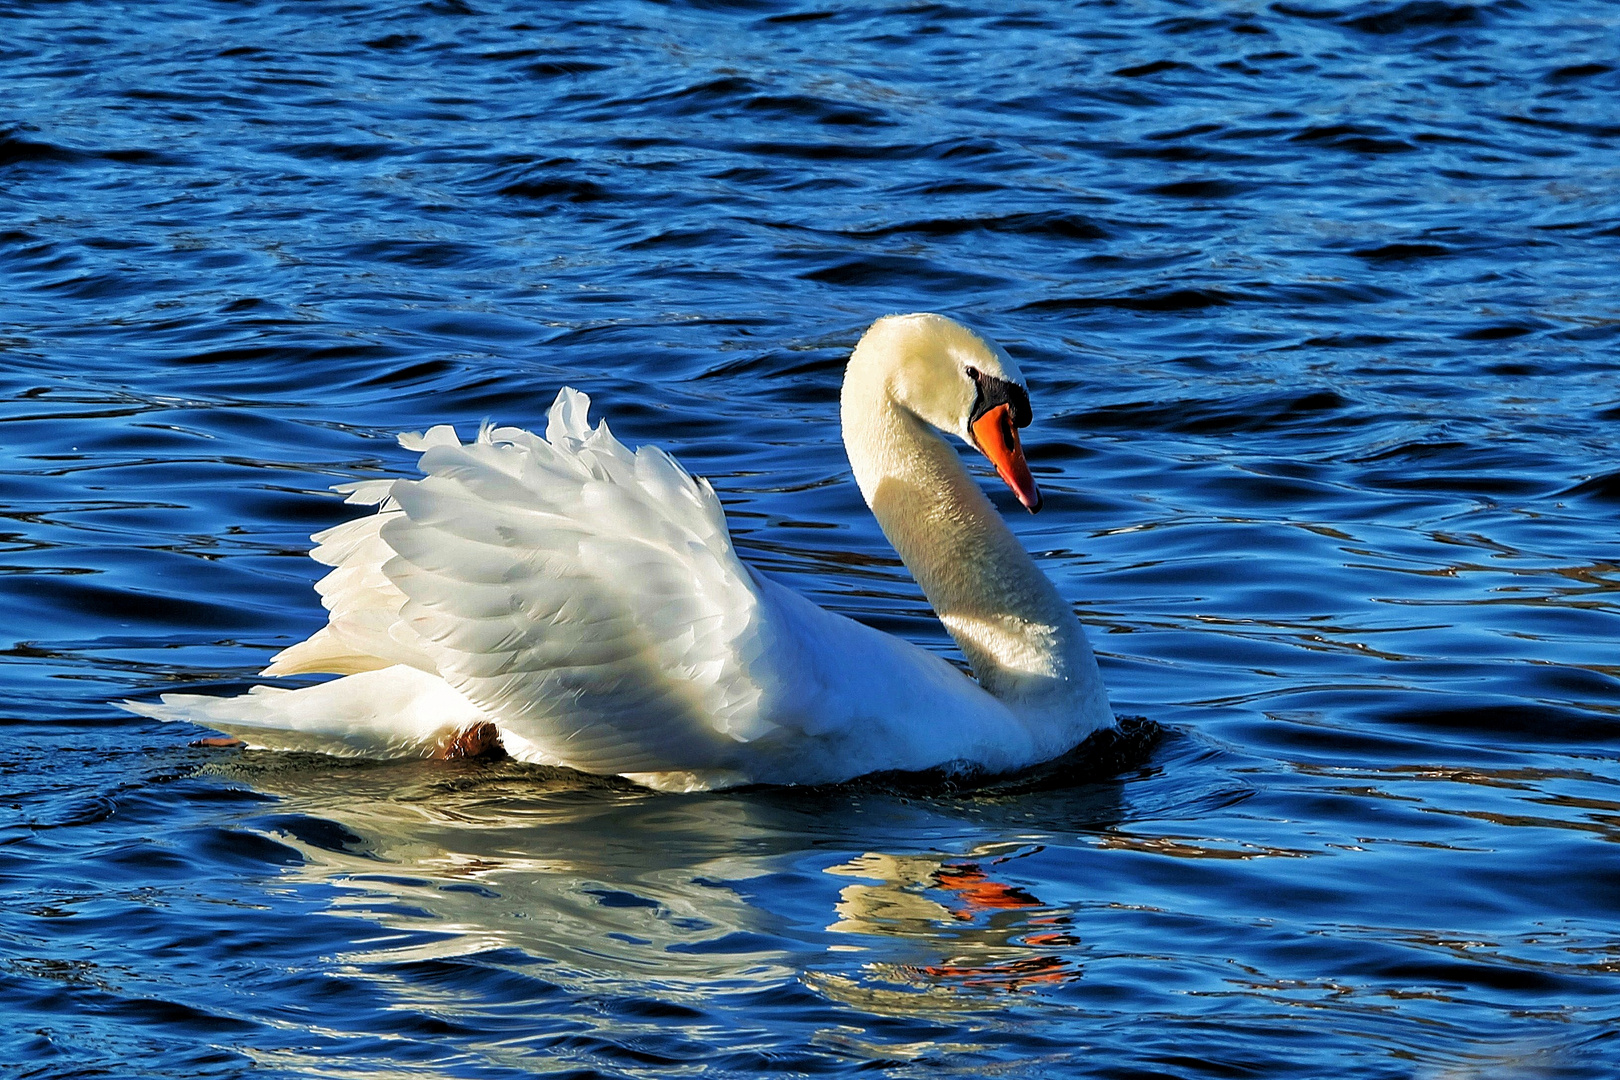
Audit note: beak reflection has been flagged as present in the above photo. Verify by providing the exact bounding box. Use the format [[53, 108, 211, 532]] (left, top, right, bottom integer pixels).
[[824, 848, 1080, 995]]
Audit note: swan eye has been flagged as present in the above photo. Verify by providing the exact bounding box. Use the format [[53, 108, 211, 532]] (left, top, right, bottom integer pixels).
[[966, 368, 1032, 429]]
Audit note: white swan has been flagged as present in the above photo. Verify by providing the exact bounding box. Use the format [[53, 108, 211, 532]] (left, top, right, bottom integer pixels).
[[126, 314, 1113, 791]]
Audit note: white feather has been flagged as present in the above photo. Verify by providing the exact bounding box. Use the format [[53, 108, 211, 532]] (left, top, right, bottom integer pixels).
[[121, 665, 492, 759]]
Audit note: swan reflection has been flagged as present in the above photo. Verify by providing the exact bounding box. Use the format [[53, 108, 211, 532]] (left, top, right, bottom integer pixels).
[[213, 751, 1129, 1017], [822, 847, 1082, 998]]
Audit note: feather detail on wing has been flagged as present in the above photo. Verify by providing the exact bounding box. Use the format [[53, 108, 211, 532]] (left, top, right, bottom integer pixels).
[[261, 427, 469, 678], [375, 388, 773, 775], [260, 494, 433, 678]]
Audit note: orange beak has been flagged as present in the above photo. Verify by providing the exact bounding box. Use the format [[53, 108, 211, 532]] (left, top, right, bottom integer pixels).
[[970, 403, 1042, 513]]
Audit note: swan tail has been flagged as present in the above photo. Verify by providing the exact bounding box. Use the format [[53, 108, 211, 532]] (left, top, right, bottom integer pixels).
[[120, 665, 510, 760]]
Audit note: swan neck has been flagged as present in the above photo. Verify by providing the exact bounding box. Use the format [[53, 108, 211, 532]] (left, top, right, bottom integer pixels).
[[840, 369, 1106, 716]]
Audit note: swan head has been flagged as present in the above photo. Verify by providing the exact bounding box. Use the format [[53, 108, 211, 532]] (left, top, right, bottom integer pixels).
[[852, 313, 1042, 513]]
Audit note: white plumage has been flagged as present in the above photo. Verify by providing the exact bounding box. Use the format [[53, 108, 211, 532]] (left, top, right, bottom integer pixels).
[[126, 315, 1114, 790]]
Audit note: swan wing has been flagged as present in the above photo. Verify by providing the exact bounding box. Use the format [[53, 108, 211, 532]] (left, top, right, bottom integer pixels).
[[373, 388, 781, 776]]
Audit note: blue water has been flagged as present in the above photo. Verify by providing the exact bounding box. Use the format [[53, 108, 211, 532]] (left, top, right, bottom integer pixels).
[[4, 1, 1619, 1076]]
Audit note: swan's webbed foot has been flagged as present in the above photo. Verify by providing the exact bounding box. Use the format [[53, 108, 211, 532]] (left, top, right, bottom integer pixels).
[[431, 722, 506, 761], [190, 736, 247, 749]]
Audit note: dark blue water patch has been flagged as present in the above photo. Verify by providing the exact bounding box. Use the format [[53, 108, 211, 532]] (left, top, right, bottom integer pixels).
[[391, 954, 566, 1000], [584, 887, 663, 910], [0, 127, 79, 167], [1060, 388, 1359, 436], [496, 172, 616, 203], [799, 253, 1007, 291], [191, 825, 309, 868], [1289, 122, 1418, 154], [260, 813, 373, 857], [838, 211, 1111, 241], [3, 575, 270, 632], [1144, 178, 1253, 199], [1456, 322, 1544, 341], [1352, 241, 1453, 260], [1022, 287, 1241, 313], [1372, 699, 1619, 747], [1558, 470, 1620, 502]]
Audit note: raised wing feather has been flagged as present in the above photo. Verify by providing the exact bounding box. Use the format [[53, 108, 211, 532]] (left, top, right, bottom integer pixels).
[[261, 514, 422, 677], [377, 388, 775, 775]]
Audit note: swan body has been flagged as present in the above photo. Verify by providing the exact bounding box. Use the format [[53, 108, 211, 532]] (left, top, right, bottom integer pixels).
[[126, 314, 1113, 791]]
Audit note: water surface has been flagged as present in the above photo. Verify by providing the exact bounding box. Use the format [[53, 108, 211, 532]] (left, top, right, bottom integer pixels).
[[3, 1, 1619, 1076]]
